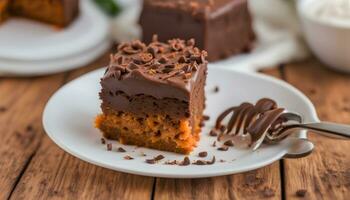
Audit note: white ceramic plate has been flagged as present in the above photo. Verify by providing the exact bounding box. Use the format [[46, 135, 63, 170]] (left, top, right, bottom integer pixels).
[[0, 39, 110, 76], [43, 66, 318, 178], [0, 0, 109, 60], [0, 0, 110, 75]]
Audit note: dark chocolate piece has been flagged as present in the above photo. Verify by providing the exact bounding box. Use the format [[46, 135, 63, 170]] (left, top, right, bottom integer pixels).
[[224, 140, 234, 147], [124, 155, 134, 160], [296, 189, 307, 197], [101, 138, 106, 144], [180, 156, 190, 166], [117, 147, 126, 152], [107, 143, 112, 151], [207, 156, 216, 165], [193, 160, 206, 165], [154, 155, 165, 161], [217, 146, 229, 151], [198, 151, 208, 157], [140, 0, 254, 61]]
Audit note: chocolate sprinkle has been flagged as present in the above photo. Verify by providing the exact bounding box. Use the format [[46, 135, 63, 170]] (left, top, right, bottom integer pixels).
[[198, 151, 208, 157], [179, 156, 190, 166], [124, 155, 134, 160], [117, 147, 126, 152], [214, 86, 219, 93], [206, 156, 216, 165], [203, 115, 210, 121], [212, 141, 216, 147], [154, 155, 165, 161], [209, 129, 218, 136], [145, 159, 156, 164], [193, 160, 206, 165], [217, 146, 229, 151], [107, 143, 112, 151], [164, 160, 178, 165], [224, 140, 234, 147], [296, 189, 307, 197]]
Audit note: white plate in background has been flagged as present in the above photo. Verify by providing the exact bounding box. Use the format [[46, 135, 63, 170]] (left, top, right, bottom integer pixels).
[[0, 39, 110, 76], [43, 65, 318, 178], [0, 0, 110, 75]]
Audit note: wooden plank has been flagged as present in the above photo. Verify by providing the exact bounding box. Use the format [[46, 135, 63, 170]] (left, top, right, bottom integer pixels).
[[154, 68, 283, 200], [0, 73, 66, 199], [155, 163, 281, 200], [10, 137, 154, 200], [283, 59, 350, 199], [10, 52, 155, 200]]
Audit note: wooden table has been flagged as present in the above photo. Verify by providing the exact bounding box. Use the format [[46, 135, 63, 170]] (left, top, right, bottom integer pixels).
[[0, 51, 349, 200]]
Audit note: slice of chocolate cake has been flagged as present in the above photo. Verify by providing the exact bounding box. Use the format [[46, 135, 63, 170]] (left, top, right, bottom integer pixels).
[[95, 37, 208, 154], [140, 0, 255, 61]]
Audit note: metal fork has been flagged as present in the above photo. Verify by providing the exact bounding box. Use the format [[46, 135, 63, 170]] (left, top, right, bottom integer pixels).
[[251, 111, 350, 150]]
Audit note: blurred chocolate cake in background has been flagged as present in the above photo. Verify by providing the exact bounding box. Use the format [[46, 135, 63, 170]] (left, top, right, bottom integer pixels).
[[140, 0, 255, 61], [0, 0, 79, 27]]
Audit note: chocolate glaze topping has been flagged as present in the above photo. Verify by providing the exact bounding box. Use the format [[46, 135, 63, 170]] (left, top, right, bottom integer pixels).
[[101, 37, 208, 101], [214, 98, 286, 143], [145, 0, 242, 18]]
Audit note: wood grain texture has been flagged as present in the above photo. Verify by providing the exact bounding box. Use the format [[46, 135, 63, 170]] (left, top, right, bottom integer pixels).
[[283, 59, 350, 199], [0, 73, 66, 199], [155, 163, 281, 200], [10, 137, 154, 200], [9, 52, 155, 200]]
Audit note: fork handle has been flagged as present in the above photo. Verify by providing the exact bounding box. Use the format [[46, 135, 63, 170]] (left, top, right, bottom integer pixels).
[[290, 122, 350, 139]]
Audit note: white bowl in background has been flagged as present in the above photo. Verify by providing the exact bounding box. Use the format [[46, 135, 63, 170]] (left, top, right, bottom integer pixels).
[[297, 0, 350, 72]]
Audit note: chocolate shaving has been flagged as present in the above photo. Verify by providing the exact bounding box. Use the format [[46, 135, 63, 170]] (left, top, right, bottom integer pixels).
[[179, 156, 190, 166], [128, 63, 139, 70], [162, 68, 173, 73], [117, 56, 124, 65], [117, 147, 126, 152], [187, 38, 195, 46], [217, 146, 229, 151], [145, 159, 156, 164], [203, 115, 210, 121], [193, 160, 206, 165], [178, 56, 186, 63], [124, 155, 134, 160], [224, 140, 234, 147], [154, 155, 165, 161], [26, 125, 33, 132], [158, 56, 168, 64], [164, 160, 177, 165], [206, 156, 216, 165], [198, 151, 208, 157], [212, 141, 217, 147], [296, 189, 307, 197], [101, 138, 106, 144], [147, 46, 158, 57], [107, 143, 112, 151], [152, 34, 158, 42], [214, 86, 219, 93], [209, 129, 218, 136]]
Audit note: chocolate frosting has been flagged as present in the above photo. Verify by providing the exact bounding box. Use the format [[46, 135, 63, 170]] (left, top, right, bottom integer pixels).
[[144, 0, 244, 18], [215, 98, 285, 143], [101, 37, 208, 102]]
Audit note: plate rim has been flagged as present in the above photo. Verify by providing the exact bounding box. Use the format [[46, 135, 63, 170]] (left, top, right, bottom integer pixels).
[[42, 66, 319, 178]]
